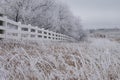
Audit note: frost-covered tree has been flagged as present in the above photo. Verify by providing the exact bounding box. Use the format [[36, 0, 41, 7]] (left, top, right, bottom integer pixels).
[[0, 0, 85, 41], [30, 0, 57, 29], [55, 3, 73, 34], [54, 3, 84, 40], [1, 0, 43, 23]]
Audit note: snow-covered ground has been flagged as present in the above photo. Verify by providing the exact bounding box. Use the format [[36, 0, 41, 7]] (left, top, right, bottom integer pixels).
[[88, 28, 120, 43], [0, 38, 120, 80]]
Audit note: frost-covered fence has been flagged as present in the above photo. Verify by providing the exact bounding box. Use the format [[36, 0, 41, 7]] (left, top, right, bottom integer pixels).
[[0, 15, 74, 42]]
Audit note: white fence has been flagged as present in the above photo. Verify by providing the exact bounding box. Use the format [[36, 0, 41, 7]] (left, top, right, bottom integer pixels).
[[0, 16, 75, 42]]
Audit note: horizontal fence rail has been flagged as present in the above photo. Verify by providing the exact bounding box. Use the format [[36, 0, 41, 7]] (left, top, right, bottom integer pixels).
[[0, 16, 75, 42]]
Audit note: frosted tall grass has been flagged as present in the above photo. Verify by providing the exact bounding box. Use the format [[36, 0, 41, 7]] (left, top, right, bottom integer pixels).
[[0, 39, 120, 80]]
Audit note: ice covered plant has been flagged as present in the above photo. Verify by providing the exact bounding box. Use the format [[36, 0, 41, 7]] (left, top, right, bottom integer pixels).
[[0, 38, 120, 80]]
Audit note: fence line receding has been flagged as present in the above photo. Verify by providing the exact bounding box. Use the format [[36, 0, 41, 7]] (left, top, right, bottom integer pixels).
[[0, 15, 75, 42]]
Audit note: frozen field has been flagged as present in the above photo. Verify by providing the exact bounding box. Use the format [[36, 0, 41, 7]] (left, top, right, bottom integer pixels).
[[88, 29, 120, 43], [0, 38, 120, 80]]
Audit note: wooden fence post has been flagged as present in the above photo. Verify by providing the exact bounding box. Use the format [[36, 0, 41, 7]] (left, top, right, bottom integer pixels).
[[18, 22, 21, 40]]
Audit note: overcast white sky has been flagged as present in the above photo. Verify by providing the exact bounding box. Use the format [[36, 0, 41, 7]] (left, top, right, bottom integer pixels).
[[61, 0, 120, 29]]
